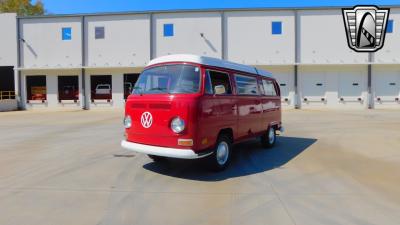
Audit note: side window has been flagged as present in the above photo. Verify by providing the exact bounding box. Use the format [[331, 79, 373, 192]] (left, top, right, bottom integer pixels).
[[95, 27, 105, 39], [235, 74, 259, 95], [387, 20, 394, 33], [262, 79, 277, 96], [163, 24, 174, 37], [271, 21, 282, 35], [258, 79, 265, 95], [62, 27, 72, 40], [207, 70, 232, 95], [204, 72, 213, 94]]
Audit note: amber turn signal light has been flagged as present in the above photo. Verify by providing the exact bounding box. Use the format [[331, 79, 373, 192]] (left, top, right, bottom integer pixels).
[[178, 139, 193, 147]]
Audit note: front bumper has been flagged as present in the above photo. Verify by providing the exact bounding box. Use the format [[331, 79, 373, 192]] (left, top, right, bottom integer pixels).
[[121, 140, 212, 159]]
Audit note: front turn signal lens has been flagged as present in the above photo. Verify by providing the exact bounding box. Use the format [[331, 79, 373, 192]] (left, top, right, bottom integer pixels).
[[178, 139, 193, 147]]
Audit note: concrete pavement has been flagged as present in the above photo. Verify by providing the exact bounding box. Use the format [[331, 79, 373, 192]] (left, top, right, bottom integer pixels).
[[0, 109, 399, 225]]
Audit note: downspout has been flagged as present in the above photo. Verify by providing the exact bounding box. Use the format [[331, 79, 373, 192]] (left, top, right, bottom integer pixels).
[[367, 52, 373, 109], [16, 17, 23, 109], [294, 10, 301, 109], [81, 15, 88, 110]]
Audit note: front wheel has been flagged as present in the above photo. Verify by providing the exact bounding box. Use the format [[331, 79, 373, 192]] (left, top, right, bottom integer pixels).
[[261, 126, 276, 148], [206, 135, 232, 171]]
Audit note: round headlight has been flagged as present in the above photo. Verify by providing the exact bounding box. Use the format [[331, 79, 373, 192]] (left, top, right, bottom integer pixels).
[[171, 117, 185, 133], [124, 115, 132, 129]]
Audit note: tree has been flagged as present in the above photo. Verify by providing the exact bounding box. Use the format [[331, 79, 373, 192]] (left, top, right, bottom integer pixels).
[[0, 0, 45, 16]]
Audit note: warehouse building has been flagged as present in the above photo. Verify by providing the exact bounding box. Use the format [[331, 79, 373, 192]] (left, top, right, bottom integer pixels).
[[0, 4, 399, 110]]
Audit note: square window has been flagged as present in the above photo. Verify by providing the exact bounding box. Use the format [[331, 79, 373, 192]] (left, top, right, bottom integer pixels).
[[387, 20, 394, 33], [95, 27, 105, 39], [62, 27, 72, 40], [164, 24, 174, 37], [271, 21, 282, 35]]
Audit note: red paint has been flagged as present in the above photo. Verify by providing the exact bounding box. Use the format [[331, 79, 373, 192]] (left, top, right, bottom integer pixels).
[[59, 86, 79, 101], [124, 62, 282, 153]]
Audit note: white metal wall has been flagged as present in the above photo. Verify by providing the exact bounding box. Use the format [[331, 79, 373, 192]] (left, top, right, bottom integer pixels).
[[375, 9, 400, 63], [0, 13, 17, 66], [20, 17, 82, 68], [152, 12, 222, 58], [85, 14, 150, 68], [299, 10, 369, 64], [225, 11, 295, 65]]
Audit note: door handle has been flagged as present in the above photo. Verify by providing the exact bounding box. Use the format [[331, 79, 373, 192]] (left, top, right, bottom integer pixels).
[[231, 105, 237, 111]]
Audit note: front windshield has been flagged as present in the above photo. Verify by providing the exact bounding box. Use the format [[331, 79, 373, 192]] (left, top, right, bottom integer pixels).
[[132, 64, 200, 94]]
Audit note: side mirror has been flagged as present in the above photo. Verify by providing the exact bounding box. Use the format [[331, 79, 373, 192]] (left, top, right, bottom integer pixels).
[[214, 85, 226, 95]]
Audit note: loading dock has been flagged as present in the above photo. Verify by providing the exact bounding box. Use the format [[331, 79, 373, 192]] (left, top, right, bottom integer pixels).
[[123, 73, 139, 99], [90, 75, 112, 103], [338, 72, 366, 104], [58, 76, 79, 103], [373, 69, 400, 105], [0, 66, 15, 99], [26, 75, 46, 103], [300, 72, 327, 105]]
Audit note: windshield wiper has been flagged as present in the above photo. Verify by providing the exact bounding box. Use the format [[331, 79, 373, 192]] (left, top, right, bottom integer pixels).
[[132, 86, 143, 95], [148, 87, 171, 94], [149, 87, 167, 91]]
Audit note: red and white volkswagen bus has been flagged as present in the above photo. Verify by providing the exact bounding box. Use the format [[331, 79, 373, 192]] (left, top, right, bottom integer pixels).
[[121, 54, 283, 171]]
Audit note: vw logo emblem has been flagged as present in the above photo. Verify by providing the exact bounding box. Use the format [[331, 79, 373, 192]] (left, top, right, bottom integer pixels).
[[140, 112, 153, 128]]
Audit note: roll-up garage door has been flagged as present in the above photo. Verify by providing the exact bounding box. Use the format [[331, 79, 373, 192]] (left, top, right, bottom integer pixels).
[[338, 72, 365, 103], [301, 72, 326, 103], [374, 72, 400, 103]]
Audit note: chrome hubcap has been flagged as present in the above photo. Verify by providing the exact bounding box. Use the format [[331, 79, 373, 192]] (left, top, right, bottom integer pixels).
[[268, 128, 275, 144], [216, 141, 229, 165]]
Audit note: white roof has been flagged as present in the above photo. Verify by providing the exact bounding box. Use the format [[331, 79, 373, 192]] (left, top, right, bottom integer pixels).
[[147, 54, 272, 78]]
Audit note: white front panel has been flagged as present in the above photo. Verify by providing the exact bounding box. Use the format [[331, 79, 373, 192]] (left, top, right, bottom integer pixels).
[[299, 10, 369, 64], [153, 12, 222, 58], [375, 9, 400, 63], [225, 11, 295, 65], [20, 17, 82, 68], [86, 14, 150, 67], [0, 13, 17, 66]]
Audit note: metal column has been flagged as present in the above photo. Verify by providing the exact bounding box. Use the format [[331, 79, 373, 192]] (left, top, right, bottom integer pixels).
[[294, 10, 301, 109], [367, 53, 373, 109], [81, 16, 89, 110]]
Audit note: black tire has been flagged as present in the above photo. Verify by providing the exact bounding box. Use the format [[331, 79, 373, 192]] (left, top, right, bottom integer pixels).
[[206, 134, 232, 171], [148, 154, 166, 162], [261, 126, 276, 148]]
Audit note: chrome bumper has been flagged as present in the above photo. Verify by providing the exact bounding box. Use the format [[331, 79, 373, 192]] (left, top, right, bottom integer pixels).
[[121, 140, 212, 159]]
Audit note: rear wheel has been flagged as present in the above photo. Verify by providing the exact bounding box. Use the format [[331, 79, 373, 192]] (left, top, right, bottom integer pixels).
[[261, 126, 276, 148], [148, 154, 166, 162], [207, 134, 232, 171]]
